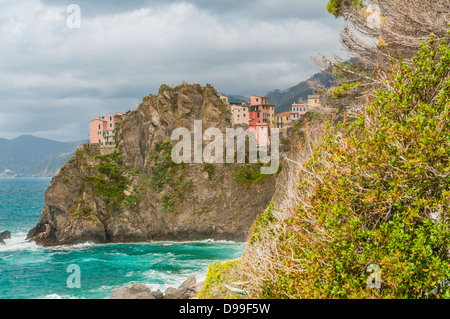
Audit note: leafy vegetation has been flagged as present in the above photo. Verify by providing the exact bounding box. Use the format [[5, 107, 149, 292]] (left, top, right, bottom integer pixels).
[[158, 84, 173, 94], [82, 151, 130, 212], [326, 0, 365, 17], [149, 141, 191, 212], [198, 260, 248, 299], [202, 33, 450, 299], [235, 163, 269, 187], [203, 163, 215, 180]]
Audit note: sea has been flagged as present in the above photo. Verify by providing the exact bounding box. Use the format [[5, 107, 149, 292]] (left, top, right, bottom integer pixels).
[[0, 178, 246, 299]]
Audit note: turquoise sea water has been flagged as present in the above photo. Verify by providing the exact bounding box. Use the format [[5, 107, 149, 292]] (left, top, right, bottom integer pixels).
[[0, 178, 245, 299]]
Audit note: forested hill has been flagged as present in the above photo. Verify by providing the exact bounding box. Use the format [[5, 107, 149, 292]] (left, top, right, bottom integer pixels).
[[0, 135, 86, 177], [266, 71, 335, 113]]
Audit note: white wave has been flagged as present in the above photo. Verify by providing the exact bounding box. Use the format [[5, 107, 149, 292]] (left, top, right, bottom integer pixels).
[[140, 268, 208, 292], [0, 232, 41, 253], [154, 239, 246, 245], [50, 241, 99, 251], [39, 293, 80, 299]]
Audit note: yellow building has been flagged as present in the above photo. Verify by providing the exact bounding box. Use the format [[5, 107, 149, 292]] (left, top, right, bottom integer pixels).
[[219, 94, 229, 105], [275, 112, 292, 129], [307, 95, 321, 107]]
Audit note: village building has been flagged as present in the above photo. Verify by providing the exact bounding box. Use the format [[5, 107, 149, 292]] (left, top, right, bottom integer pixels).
[[89, 113, 125, 145], [218, 94, 229, 105], [307, 94, 321, 107], [248, 95, 276, 128], [230, 103, 249, 125], [290, 102, 309, 121], [275, 111, 292, 129], [248, 122, 270, 149]]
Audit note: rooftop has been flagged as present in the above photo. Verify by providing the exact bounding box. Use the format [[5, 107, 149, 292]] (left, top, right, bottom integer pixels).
[[275, 112, 292, 117]]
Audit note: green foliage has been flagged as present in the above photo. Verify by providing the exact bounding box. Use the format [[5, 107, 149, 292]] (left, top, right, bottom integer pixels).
[[203, 163, 215, 180], [248, 203, 276, 245], [326, 0, 365, 17], [83, 151, 130, 212], [206, 83, 218, 96], [75, 150, 84, 158], [332, 81, 361, 98], [235, 163, 269, 187], [114, 120, 123, 148], [198, 260, 247, 299], [158, 84, 173, 94], [149, 141, 190, 212], [243, 33, 450, 298], [150, 141, 182, 192]]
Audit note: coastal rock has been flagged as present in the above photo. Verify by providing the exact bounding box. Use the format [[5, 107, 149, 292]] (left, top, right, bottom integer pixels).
[[27, 83, 278, 247], [163, 276, 203, 299], [152, 289, 164, 299], [109, 276, 204, 300], [109, 283, 156, 299], [0, 231, 11, 245]]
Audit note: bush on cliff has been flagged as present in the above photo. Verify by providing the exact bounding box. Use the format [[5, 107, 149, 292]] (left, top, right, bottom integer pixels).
[[201, 33, 450, 299]]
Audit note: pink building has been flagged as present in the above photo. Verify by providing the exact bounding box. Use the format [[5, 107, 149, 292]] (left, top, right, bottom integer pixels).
[[249, 122, 270, 148], [290, 103, 309, 121], [89, 113, 124, 145], [231, 103, 249, 125], [249, 95, 275, 128]]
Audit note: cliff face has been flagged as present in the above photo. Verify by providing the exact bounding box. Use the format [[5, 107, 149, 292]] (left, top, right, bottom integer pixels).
[[27, 84, 278, 246]]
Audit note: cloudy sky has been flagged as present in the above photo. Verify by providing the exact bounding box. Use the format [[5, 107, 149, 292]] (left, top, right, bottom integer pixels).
[[0, 0, 345, 141]]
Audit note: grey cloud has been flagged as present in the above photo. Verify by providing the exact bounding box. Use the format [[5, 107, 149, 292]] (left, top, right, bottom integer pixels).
[[0, 0, 345, 141]]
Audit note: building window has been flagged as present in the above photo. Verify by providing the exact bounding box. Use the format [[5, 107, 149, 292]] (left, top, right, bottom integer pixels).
[[98, 124, 101, 130], [99, 139, 101, 143], [110, 123, 113, 128], [110, 117, 112, 121]]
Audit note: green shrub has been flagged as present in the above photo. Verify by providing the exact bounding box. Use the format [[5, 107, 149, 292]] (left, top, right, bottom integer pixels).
[[158, 84, 173, 94], [198, 260, 247, 299], [83, 151, 130, 212], [235, 163, 268, 187], [236, 33, 450, 299], [75, 150, 84, 158], [203, 163, 215, 180], [149, 141, 189, 212]]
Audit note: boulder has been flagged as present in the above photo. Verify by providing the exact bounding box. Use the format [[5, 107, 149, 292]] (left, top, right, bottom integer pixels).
[[151, 289, 164, 300], [109, 283, 156, 299], [163, 276, 202, 299], [109, 276, 205, 300], [0, 231, 11, 245]]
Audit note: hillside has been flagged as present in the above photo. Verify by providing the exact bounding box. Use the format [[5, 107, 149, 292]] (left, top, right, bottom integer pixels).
[[0, 136, 86, 177], [27, 83, 278, 247], [266, 71, 335, 113], [199, 33, 450, 299]]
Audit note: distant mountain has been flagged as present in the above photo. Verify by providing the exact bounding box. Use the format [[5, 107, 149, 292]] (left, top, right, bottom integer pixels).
[[227, 95, 250, 105], [266, 71, 335, 113], [0, 135, 87, 177]]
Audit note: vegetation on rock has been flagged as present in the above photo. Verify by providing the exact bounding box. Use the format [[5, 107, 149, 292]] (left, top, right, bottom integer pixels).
[[201, 32, 450, 299]]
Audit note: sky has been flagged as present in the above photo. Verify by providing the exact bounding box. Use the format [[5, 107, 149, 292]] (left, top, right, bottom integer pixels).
[[0, 0, 345, 141]]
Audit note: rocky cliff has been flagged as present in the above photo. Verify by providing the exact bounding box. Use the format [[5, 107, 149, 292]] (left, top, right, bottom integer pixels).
[[27, 83, 278, 246]]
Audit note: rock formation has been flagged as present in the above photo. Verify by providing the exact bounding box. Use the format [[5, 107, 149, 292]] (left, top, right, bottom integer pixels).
[[109, 275, 203, 299], [0, 231, 11, 245], [27, 83, 278, 246]]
